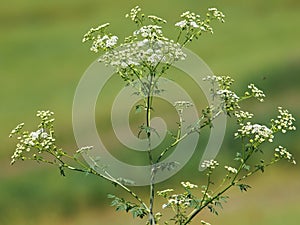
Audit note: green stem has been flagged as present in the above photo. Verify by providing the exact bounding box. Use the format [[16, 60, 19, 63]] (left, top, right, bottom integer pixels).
[[156, 109, 222, 164], [199, 172, 211, 208], [176, 29, 183, 43], [156, 132, 188, 164], [147, 72, 156, 225], [31, 152, 150, 212], [183, 143, 257, 224]]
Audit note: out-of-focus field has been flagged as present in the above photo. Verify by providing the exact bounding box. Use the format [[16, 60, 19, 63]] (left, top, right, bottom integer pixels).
[[1, 0, 299, 224]]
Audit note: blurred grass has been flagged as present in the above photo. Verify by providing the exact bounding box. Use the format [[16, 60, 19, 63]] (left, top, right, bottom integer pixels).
[[1, 0, 300, 224]]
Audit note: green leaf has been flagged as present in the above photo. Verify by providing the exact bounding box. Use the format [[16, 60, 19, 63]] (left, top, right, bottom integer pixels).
[[59, 165, 65, 176], [208, 204, 219, 215], [255, 163, 265, 173], [237, 184, 251, 192], [234, 152, 243, 162], [129, 207, 147, 219], [243, 164, 250, 171], [135, 104, 144, 114], [107, 194, 116, 199], [107, 194, 147, 219]]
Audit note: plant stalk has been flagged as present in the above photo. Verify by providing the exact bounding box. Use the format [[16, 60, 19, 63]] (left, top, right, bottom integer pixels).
[[147, 72, 155, 225]]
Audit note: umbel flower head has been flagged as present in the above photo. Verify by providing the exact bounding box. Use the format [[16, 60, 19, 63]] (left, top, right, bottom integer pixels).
[[9, 110, 58, 165], [201, 159, 219, 170], [274, 146, 296, 165], [271, 107, 296, 133], [82, 23, 118, 52], [99, 39, 186, 69], [82, 6, 225, 82], [245, 84, 266, 102], [235, 122, 274, 144], [203, 75, 240, 115], [175, 8, 225, 34]]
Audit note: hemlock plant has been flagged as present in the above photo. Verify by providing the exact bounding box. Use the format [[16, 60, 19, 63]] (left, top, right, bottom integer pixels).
[[10, 6, 296, 225]]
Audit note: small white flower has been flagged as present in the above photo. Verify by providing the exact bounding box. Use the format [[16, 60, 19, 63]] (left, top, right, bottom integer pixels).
[[30, 129, 42, 140], [181, 181, 198, 189], [271, 107, 296, 133], [40, 132, 48, 139], [148, 15, 167, 24], [274, 146, 296, 164], [234, 110, 254, 123], [217, 89, 239, 100], [247, 84, 265, 102], [175, 20, 187, 28], [208, 8, 225, 23], [181, 11, 191, 18], [82, 23, 110, 43], [162, 204, 168, 209], [105, 36, 118, 48], [99, 39, 186, 68], [201, 159, 219, 169], [225, 166, 238, 174], [190, 21, 199, 28], [9, 123, 25, 137], [126, 6, 141, 22], [236, 122, 274, 143]]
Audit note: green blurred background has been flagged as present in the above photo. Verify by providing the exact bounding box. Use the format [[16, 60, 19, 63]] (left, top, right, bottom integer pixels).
[[1, 0, 299, 224]]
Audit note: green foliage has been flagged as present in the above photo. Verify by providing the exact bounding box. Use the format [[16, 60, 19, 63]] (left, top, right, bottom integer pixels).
[[237, 184, 251, 192], [108, 194, 148, 219]]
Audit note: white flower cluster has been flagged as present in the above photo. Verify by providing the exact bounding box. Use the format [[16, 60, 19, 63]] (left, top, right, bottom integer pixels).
[[82, 23, 110, 43], [175, 11, 205, 30], [175, 8, 224, 34], [37, 110, 54, 120], [133, 25, 165, 40], [37, 110, 55, 128], [203, 75, 234, 88], [9, 123, 25, 138], [10, 128, 55, 164], [235, 122, 274, 144], [175, 20, 187, 28], [10, 143, 26, 165], [157, 189, 174, 197], [100, 39, 186, 68], [203, 75, 222, 95], [274, 146, 296, 164], [224, 166, 238, 174], [82, 23, 118, 52], [246, 84, 266, 102], [204, 76, 240, 114], [30, 128, 48, 140], [234, 110, 254, 123], [216, 89, 240, 112], [271, 107, 296, 133], [162, 194, 192, 209], [181, 181, 198, 189], [90, 35, 118, 52], [148, 15, 167, 24], [216, 89, 238, 99], [207, 8, 225, 23], [10, 111, 57, 165], [201, 159, 219, 169], [125, 6, 142, 22]]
